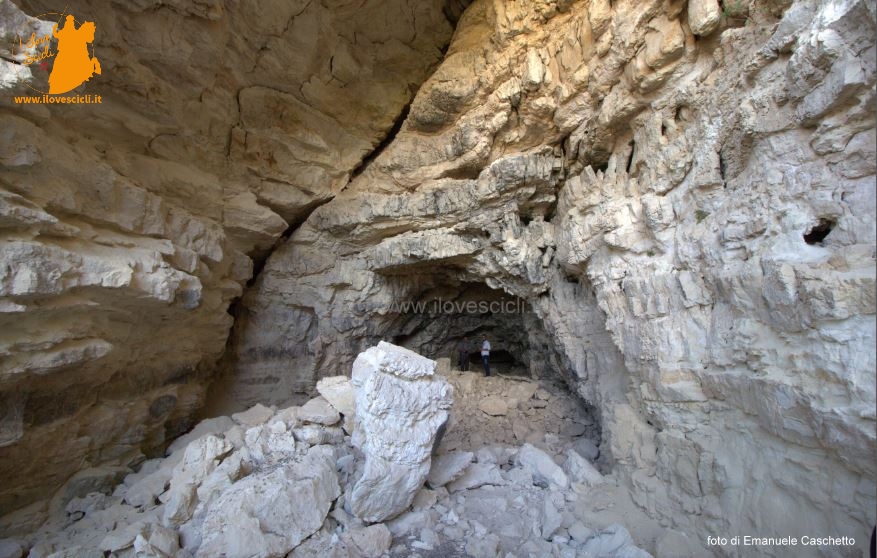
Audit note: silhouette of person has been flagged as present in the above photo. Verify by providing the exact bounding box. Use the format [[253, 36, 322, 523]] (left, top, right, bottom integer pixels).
[[49, 15, 101, 95], [456, 337, 471, 371], [481, 336, 491, 377]]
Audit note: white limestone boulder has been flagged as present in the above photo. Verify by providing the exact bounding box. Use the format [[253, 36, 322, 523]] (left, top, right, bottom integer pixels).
[[292, 424, 345, 446], [133, 524, 180, 557], [447, 463, 505, 492], [165, 416, 236, 457], [516, 444, 569, 490], [540, 495, 563, 540], [316, 376, 356, 432], [344, 524, 393, 556], [98, 522, 148, 554], [242, 421, 297, 466], [162, 435, 232, 527], [687, 0, 722, 36], [298, 396, 341, 426], [231, 404, 275, 428], [196, 445, 340, 558], [572, 438, 600, 462], [563, 448, 603, 486], [426, 451, 474, 488], [124, 467, 171, 508], [348, 341, 453, 522]]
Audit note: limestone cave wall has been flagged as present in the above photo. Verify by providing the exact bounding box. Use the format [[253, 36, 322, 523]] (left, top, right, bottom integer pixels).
[[221, 0, 877, 553], [0, 0, 874, 553], [0, 0, 454, 531]]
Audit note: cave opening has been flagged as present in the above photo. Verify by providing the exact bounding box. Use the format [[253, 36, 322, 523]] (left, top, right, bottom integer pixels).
[[380, 279, 536, 377], [803, 217, 836, 244], [370, 270, 604, 457], [366, 271, 601, 417]]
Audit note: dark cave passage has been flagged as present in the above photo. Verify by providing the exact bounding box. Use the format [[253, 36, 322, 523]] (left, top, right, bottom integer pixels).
[[379, 280, 538, 377]]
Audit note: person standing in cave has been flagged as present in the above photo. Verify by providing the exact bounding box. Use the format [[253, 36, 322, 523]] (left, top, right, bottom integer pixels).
[[456, 336, 472, 371], [481, 336, 491, 377]]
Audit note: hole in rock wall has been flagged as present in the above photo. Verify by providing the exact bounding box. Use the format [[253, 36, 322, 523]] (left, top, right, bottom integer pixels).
[[442, 0, 474, 23], [625, 140, 636, 174], [803, 217, 836, 244]]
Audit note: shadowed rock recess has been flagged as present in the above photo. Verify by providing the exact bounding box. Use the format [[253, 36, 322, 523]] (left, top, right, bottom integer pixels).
[[1, 0, 875, 557], [1, 0, 455, 532]]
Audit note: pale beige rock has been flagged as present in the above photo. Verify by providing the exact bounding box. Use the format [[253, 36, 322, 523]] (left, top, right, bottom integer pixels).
[[465, 533, 500, 558], [124, 467, 172, 509], [517, 444, 569, 490], [231, 404, 275, 427], [0, 0, 454, 527], [345, 524, 392, 557], [133, 524, 179, 557], [411, 488, 439, 511], [292, 424, 345, 447], [298, 397, 341, 426], [446, 463, 505, 492], [687, 0, 722, 36], [316, 376, 356, 418], [288, 534, 351, 558], [562, 449, 603, 487], [99, 522, 148, 553], [242, 422, 297, 466], [349, 342, 453, 522], [435, 357, 452, 376], [568, 521, 593, 542], [162, 435, 232, 527], [196, 445, 340, 558], [478, 396, 509, 416], [572, 439, 600, 462], [427, 452, 475, 488], [166, 416, 236, 457]]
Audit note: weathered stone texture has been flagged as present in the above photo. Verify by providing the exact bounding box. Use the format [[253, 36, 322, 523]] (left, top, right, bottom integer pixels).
[[0, 0, 453, 529], [228, 0, 876, 554], [348, 341, 453, 522], [1, 0, 874, 552]]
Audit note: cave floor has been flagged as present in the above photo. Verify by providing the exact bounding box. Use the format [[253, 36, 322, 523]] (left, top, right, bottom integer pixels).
[[381, 368, 692, 558], [12, 370, 707, 558]]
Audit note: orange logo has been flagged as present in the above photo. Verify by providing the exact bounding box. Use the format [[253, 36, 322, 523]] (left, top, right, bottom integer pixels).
[[12, 10, 101, 95]]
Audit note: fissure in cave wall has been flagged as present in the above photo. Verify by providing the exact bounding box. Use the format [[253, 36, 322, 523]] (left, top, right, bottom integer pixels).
[[219, 0, 876, 554], [0, 0, 457, 532], [0, 0, 874, 554]]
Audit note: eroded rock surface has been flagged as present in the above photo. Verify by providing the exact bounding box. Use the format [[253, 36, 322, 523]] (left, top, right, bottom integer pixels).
[[2, 357, 659, 558], [348, 341, 453, 523], [0, 0, 454, 529], [0, 0, 874, 554], [226, 0, 877, 554], [196, 446, 339, 558]]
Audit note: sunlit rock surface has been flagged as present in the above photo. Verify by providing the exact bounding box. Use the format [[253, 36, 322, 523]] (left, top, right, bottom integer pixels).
[[0, 0, 873, 553], [0, 0, 453, 530], [348, 341, 453, 522], [226, 0, 877, 554]]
